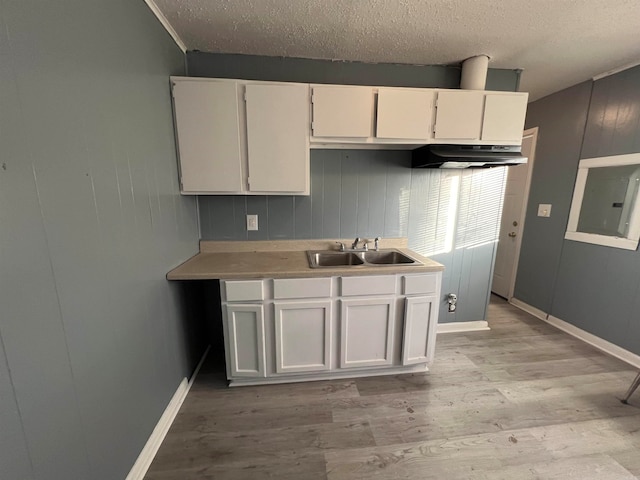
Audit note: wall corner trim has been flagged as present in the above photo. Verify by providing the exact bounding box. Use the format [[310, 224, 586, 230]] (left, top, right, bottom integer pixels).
[[125, 345, 210, 480], [509, 298, 548, 321], [437, 320, 490, 334], [544, 315, 640, 370], [143, 0, 187, 53]]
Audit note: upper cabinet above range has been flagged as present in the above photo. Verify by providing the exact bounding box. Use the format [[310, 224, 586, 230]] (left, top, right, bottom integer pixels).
[[171, 77, 310, 195], [309, 84, 527, 148]]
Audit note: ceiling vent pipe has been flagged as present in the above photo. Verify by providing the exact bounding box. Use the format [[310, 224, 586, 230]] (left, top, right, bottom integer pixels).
[[460, 55, 490, 90]]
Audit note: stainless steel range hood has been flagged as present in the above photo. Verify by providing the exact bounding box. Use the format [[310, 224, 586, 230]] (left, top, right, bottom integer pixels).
[[411, 144, 527, 169]]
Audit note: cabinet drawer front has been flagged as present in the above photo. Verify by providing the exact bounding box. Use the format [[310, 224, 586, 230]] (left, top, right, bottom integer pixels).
[[273, 278, 332, 299], [224, 280, 264, 302], [340, 275, 396, 296], [403, 274, 437, 295]]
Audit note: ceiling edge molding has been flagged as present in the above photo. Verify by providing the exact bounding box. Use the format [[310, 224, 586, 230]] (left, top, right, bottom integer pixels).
[[592, 59, 640, 81], [143, 0, 187, 53]]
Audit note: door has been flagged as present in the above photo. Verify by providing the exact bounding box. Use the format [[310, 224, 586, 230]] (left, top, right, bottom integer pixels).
[[311, 86, 373, 138], [224, 304, 266, 378], [245, 83, 309, 193], [434, 90, 484, 140], [376, 88, 434, 140], [340, 297, 395, 368], [171, 79, 244, 193], [274, 300, 332, 373], [492, 128, 538, 299], [402, 295, 437, 365], [481, 94, 528, 143]]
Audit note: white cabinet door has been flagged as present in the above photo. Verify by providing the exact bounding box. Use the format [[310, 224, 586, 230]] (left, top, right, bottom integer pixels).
[[225, 304, 266, 378], [311, 86, 374, 138], [402, 295, 437, 365], [274, 300, 332, 373], [376, 88, 435, 140], [434, 90, 485, 140], [171, 79, 244, 193], [340, 297, 395, 368], [481, 93, 528, 143], [245, 84, 310, 193]]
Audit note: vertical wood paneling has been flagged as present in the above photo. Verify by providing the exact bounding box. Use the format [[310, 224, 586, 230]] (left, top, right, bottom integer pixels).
[[1, 1, 202, 479]]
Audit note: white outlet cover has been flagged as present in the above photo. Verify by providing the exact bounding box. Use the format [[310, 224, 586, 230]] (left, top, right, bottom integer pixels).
[[246, 214, 258, 231], [537, 204, 552, 217]]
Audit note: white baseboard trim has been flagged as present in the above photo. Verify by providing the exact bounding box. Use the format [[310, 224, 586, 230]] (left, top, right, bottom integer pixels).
[[509, 298, 548, 321], [126, 345, 210, 480], [545, 315, 640, 370], [437, 320, 490, 334]]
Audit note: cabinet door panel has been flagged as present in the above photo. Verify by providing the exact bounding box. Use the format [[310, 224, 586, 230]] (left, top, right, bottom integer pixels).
[[340, 297, 395, 368], [245, 84, 309, 193], [434, 90, 484, 140], [172, 80, 244, 193], [481, 94, 528, 143], [274, 300, 332, 373], [402, 295, 436, 365], [377, 88, 434, 139], [225, 304, 266, 377], [312, 86, 373, 138]]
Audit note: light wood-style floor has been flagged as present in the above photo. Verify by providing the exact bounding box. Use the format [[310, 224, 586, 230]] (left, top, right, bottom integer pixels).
[[145, 296, 640, 479]]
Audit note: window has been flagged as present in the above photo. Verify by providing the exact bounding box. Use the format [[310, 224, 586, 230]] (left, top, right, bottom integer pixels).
[[565, 153, 640, 250]]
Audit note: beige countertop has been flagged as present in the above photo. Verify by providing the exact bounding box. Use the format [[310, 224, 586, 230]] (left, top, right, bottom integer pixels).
[[167, 239, 444, 280]]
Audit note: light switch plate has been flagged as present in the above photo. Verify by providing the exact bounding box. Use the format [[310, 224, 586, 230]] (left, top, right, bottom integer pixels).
[[246, 214, 258, 231], [538, 204, 552, 217]]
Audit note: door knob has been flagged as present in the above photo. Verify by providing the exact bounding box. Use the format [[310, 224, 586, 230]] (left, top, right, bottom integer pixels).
[[508, 232, 517, 238], [512, 221, 518, 226]]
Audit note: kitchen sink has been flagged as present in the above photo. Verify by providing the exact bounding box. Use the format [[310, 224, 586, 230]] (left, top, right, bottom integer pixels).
[[361, 251, 417, 264], [307, 249, 422, 268], [307, 251, 364, 267]]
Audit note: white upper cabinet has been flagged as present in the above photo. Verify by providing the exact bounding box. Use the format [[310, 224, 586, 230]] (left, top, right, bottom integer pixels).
[[481, 93, 529, 143], [172, 79, 244, 193], [311, 85, 374, 138], [376, 88, 435, 140], [245, 84, 309, 193], [434, 90, 485, 140], [171, 77, 310, 195]]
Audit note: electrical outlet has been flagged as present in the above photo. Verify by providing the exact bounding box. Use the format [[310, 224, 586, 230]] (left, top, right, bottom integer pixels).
[[246, 214, 258, 231], [537, 204, 552, 217]]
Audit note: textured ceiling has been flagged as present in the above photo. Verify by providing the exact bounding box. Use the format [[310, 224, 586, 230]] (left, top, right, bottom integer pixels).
[[152, 0, 640, 101]]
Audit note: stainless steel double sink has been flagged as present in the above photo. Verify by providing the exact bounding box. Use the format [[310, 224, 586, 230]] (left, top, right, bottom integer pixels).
[[307, 249, 422, 268]]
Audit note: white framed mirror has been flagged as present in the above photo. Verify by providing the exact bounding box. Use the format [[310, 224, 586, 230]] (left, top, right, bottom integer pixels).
[[565, 153, 640, 250]]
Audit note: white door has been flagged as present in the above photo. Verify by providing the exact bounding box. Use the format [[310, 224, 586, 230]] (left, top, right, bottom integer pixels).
[[434, 90, 484, 140], [492, 128, 538, 299], [402, 295, 436, 366], [481, 94, 528, 143], [224, 304, 266, 378], [274, 300, 332, 373], [171, 79, 244, 193], [340, 297, 395, 368], [311, 86, 374, 138], [376, 88, 434, 140], [245, 83, 309, 193]]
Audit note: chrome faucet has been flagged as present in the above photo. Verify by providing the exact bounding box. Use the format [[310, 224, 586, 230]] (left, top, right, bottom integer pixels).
[[350, 237, 369, 252], [374, 237, 380, 251]]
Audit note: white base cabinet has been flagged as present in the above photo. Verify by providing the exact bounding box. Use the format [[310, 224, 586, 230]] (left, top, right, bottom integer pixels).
[[220, 272, 442, 386]]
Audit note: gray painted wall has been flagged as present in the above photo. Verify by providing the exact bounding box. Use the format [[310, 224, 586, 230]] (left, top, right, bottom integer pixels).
[[0, 1, 202, 479], [515, 65, 640, 356], [514, 81, 593, 311], [192, 53, 518, 324], [187, 51, 521, 91]]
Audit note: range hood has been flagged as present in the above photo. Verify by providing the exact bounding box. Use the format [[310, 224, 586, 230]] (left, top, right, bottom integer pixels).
[[411, 144, 527, 169]]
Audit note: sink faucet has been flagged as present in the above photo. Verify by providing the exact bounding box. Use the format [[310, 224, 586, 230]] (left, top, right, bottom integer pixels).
[[350, 237, 369, 252], [374, 237, 380, 251]]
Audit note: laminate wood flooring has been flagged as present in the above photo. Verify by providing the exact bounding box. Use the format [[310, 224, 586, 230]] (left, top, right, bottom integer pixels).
[[145, 296, 640, 479]]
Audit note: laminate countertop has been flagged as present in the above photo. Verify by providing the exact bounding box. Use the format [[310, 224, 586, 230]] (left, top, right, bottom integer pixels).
[[166, 239, 444, 280]]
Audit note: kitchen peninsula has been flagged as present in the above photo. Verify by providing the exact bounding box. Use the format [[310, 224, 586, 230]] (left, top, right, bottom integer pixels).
[[168, 239, 444, 386]]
